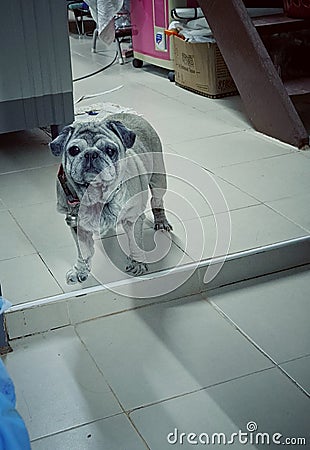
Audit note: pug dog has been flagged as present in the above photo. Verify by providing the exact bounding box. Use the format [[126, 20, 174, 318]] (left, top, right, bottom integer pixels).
[[49, 113, 172, 284]]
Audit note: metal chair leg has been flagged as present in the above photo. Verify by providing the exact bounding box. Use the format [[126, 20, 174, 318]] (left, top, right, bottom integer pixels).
[[73, 10, 82, 35], [80, 13, 85, 35], [116, 37, 124, 64], [92, 28, 99, 52]]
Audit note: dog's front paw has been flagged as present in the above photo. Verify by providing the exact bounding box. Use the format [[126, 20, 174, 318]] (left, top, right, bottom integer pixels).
[[125, 258, 149, 276], [66, 265, 90, 285], [153, 208, 173, 232], [154, 219, 173, 232]]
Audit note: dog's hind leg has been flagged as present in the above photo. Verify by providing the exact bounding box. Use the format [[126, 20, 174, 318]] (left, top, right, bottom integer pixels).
[[149, 172, 172, 232], [122, 216, 148, 276], [66, 226, 95, 284]]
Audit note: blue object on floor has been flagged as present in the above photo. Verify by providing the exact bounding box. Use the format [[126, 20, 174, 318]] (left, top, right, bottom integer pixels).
[[0, 359, 31, 450], [0, 292, 12, 353]]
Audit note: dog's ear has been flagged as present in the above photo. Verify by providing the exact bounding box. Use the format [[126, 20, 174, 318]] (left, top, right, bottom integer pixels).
[[106, 120, 136, 150], [49, 125, 73, 156]]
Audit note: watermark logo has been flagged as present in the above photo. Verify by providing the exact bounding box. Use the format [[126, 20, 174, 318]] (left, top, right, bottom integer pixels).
[[246, 421, 258, 432], [167, 422, 307, 446]]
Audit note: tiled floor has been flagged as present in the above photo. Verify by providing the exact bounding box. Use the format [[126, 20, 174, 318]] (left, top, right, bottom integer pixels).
[[3, 266, 310, 449], [0, 34, 309, 305], [1, 32, 310, 449]]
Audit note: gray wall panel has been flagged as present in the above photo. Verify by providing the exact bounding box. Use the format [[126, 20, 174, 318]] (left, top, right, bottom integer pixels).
[[0, 0, 74, 133]]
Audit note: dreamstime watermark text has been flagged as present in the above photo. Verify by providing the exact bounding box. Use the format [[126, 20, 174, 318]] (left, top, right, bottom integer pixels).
[[167, 422, 307, 446]]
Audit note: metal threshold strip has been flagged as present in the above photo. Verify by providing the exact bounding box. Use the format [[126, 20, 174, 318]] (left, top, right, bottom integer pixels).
[[7, 235, 310, 314]]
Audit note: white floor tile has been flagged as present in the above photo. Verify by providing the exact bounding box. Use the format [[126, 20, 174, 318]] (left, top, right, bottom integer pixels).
[[11, 201, 127, 254], [211, 106, 253, 129], [10, 202, 73, 252], [214, 153, 310, 202], [73, 65, 137, 105], [169, 130, 295, 170], [281, 355, 310, 394], [31, 414, 147, 450], [174, 86, 242, 113], [213, 176, 261, 212], [39, 245, 100, 293], [266, 193, 310, 233], [226, 205, 306, 254], [76, 297, 271, 410], [167, 84, 225, 113], [210, 94, 246, 116], [0, 165, 59, 208], [149, 169, 260, 224], [70, 36, 118, 78], [299, 148, 310, 159], [0, 254, 62, 304], [0, 199, 7, 210], [72, 52, 117, 84], [169, 204, 306, 262], [77, 81, 189, 128], [3, 327, 121, 440], [130, 368, 310, 450], [209, 268, 310, 362], [151, 109, 240, 146], [0, 211, 35, 260]]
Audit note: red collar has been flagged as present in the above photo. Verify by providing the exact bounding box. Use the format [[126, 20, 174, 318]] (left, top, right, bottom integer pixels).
[[57, 164, 80, 206]]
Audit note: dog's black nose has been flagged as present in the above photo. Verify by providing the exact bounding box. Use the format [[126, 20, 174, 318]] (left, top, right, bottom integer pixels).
[[84, 151, 99, 160]]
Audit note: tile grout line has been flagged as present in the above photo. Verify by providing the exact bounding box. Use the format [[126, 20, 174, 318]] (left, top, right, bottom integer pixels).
[[263, 202, 310, 235], [0, 162, 59, 177], [74, 326, 132, 415], [208, 149, 298, 171], [126, 367, 275, 416], [125, 417, 152, 450], [30, 412, 151, 450], [73, 314, 276, 425], [36, 253, 65, 293], [72, 317, 274, 447], [165, 129, 243, 147], [206, 298, 310, 399], [29, 411, 125, 444], [6, 209, 39, 248], [73, 326, 151, 449], [211, 150, 303, 172], [278, 352, 310, 366], [5, 200, 72, 293], [169, 136, 296, 167], [68, 293, 202, 328], [5, 204, 71, 292]]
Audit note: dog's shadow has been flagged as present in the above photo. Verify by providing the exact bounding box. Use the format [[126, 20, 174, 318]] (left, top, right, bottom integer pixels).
[[90, 223, 187, 286]]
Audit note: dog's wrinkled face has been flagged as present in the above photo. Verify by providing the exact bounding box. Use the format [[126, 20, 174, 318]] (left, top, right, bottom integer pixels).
[[49, 120, 136, 187]]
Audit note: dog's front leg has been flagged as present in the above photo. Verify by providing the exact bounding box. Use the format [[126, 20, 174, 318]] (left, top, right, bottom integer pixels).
[[66, 225, 95, 284], [122, 217, 148, 276]]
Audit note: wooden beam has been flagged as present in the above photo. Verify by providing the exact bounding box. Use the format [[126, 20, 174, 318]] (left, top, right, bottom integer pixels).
[[197, 0, 309, 148]]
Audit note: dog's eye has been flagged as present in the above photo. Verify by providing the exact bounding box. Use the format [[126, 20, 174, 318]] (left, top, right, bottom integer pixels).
[[106, 147, 116, 158], [68, 146, 80, 157]]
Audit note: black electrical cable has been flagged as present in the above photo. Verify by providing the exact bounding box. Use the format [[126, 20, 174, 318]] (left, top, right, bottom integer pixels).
[[72, 51, 118, 82]]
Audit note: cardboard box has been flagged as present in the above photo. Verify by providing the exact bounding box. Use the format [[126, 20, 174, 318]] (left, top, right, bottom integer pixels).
[[172, 35, 237, 98]]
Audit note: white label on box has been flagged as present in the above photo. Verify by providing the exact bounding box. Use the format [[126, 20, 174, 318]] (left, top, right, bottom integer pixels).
[[154, 28, 167, 52]]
